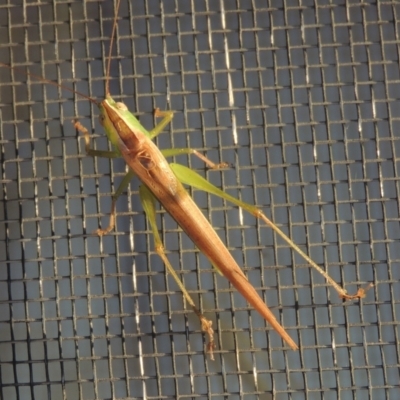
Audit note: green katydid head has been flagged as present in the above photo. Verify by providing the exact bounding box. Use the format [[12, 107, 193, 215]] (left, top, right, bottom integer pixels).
[[99, 94, 148, 154], [98, 95, 126, 151]]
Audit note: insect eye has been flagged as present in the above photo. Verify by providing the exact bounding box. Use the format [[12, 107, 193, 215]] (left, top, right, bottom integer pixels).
[[99, 114, 106, 125], [116, 102, 127, 111]]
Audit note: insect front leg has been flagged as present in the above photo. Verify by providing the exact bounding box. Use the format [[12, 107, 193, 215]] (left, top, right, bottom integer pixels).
[[74, 121, 120, 159], [75, 121, 135, 236], [151, 109, 230, 170], [148, 109, 174, 139]]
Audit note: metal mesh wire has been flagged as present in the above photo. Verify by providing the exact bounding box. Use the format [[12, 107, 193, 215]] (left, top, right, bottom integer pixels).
[[0, 0, 399, 399]]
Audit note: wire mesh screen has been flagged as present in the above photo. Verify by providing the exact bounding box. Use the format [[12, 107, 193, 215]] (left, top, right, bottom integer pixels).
[[0, 0, 399, 399]]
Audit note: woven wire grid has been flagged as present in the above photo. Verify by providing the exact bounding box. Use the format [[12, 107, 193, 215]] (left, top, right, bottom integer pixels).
[[0, 0, 399, 399]]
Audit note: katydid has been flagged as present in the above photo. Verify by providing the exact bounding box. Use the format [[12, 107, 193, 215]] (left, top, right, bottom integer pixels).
[[0, 0, 370, 358], [74, 0, 370, 355]]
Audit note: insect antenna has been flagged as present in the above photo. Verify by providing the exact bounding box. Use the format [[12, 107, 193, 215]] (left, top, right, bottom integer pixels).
[[105, 0, 122, 96]]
